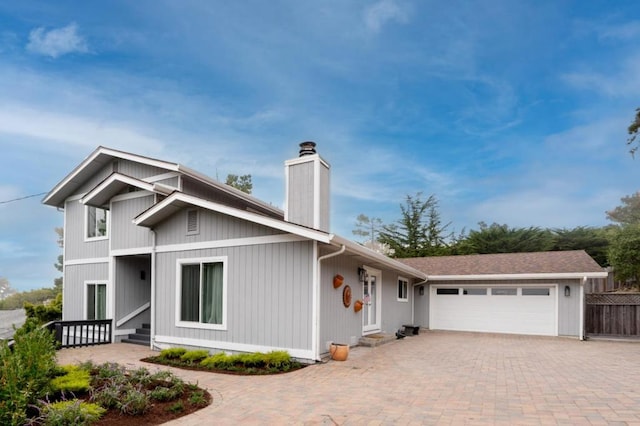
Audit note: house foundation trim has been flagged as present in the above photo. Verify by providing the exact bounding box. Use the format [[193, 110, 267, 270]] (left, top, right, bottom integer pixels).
[[154, 335, 315, 361]]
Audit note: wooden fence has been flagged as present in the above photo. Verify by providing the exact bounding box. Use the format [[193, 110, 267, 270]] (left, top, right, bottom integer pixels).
[[585, 293, 640, 336]]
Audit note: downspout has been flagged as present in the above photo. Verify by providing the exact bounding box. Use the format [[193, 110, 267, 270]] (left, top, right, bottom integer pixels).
[[315, 244, 346, 360], [150, 229, 157, 349], [411, 276, 429, 325], [580, 276, 586, 341]]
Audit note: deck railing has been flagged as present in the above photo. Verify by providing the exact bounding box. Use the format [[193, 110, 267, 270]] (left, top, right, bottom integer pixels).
[[45, 319, 113, 349]]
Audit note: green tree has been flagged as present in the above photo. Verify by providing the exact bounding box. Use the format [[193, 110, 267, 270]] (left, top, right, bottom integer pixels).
[[455, 222, 553, 254], [627, 107, 640, 157], [550, 226, 611, 267], [378, 193, 451, 258], [352, 214, 383, 244], [607, 225, 640, 289], [225, 174, 253, 194], [606, 192, 640, 226]]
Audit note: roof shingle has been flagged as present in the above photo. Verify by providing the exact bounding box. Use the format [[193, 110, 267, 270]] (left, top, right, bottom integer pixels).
[[398, 250, 604, 276]]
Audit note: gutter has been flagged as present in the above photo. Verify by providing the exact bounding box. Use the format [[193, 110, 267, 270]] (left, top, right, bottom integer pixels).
[[314, 244, 346, 360], [426, 272, 608, 281]]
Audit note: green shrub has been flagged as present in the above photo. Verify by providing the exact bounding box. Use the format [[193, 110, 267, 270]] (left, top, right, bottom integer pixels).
[[200, 352, 231, 369], [158, 347, 186, 360], [235, 352, 265, 367], [129, 367, 152, 386], [264, 351, 292, 369], [24, 293, 63, 325], [119, 387, 151, 415], [189, 391, 208, 407], [50, 365, 91, 394], [39, 399, 105, 426], [90, 383, 122, 409], [150, 386, 174, 402], [180, 349, 209, 364], [166, 401, 184, 413], [0, 326, 57, 425]]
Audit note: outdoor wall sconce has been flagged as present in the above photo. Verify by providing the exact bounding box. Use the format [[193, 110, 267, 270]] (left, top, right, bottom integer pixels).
[[358, 267, 366, 282], [564, 285, 570, 297], [419, 285, 425, 296]]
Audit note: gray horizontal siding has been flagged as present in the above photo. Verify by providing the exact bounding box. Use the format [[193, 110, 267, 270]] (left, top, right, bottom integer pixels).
[[154, 240, 314, 351], [111, 195, 154, 251], [63, 263, 109, 321]]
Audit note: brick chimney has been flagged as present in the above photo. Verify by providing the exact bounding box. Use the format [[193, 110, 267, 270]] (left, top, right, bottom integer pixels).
[[284, 142, 330, 232]]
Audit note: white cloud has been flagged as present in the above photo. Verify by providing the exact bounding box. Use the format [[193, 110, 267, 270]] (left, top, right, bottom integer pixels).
[[597, 20, 640, 41], [562, 54, 640, 98], [26, 23, 88, 58], [363, 0, 409, 33], [0, 105, 166, 156]]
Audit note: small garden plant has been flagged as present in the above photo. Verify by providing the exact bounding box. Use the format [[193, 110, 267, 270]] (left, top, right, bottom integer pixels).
[[145, 348, 303, 374]]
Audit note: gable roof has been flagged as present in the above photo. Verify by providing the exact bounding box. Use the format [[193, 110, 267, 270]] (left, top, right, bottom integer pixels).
[[80, 173, 174, 208], [43, 146, 283, 217], [399, 250, 607, 280], [134, 192, 428, 280]]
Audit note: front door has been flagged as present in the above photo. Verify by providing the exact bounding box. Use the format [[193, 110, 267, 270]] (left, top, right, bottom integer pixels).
[[363, 267, 382, 333]]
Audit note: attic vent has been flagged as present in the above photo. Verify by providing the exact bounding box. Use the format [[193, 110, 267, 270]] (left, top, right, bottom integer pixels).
[[186, 209, 199, 235]]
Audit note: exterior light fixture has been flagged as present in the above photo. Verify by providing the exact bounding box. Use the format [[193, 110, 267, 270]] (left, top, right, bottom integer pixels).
[[564, 285, 570, 297]]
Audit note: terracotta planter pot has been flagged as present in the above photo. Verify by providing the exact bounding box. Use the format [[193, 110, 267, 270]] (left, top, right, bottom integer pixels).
[[354, 300, 363, 313], [333, 274, 344, 289], [329, 343, 349, 361]]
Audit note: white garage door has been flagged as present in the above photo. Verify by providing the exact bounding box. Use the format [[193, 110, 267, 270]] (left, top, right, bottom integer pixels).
[[430, 285, 557, 336]]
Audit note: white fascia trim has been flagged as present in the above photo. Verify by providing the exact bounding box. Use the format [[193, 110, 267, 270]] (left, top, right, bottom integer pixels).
[[427, 272, 609, 281], [43, 146, 180, 205], [154, 335, 315, 361], [111, 192, 156, 203], [65, 258, 110, 266], [284, 153, 330, 170], [156, 234, 307, 254], [135, 192, 331, 244], [110, 247, 153, 257], [329, 235, 428, 280], [80, 173, 169, 206], [142, 171, 181, 183]]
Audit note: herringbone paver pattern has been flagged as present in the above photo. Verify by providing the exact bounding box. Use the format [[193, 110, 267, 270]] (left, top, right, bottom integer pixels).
[[56, 331, 640, 425]]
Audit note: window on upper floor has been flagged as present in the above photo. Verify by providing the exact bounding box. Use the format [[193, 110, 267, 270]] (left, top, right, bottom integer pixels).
[[397, 277, 409, 302], [86, 206, 108, 240], [176, 257, 227, 330]]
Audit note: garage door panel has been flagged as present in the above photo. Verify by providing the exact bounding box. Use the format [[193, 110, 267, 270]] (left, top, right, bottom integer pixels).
[[431, 286, 556, 336]]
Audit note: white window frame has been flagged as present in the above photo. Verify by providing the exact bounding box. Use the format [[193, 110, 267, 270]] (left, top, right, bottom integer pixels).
[[84, 205, 109, 241], [186, 209, 199, 235], [84, 280, 108, 320], [397, 276, 409, 302], [175, 256, 227, 330]]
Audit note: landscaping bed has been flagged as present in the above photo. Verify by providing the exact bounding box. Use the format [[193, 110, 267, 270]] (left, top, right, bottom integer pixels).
[[142, 347, 305, 375]]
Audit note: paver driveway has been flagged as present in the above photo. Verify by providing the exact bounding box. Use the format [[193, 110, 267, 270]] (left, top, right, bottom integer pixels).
[[57, 331, 640, 425]]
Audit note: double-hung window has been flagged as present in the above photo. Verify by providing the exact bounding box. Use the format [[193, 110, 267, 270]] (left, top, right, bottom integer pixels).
[[86, 282, 107, 320], [86, 206, 108, 239], [397, 277, 409, 302], [177, 257, 227, 330]]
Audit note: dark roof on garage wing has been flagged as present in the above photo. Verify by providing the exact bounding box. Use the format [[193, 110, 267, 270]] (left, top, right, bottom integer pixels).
[[398, 250, 607, 280]]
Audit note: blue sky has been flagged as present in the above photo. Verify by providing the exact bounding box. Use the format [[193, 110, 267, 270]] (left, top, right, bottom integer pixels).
[[1, 1, 639, 292]]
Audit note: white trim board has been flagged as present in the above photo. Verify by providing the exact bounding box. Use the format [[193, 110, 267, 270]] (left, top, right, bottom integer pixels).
[[65, 258, 110, 266], [154, 335, 315, 361]]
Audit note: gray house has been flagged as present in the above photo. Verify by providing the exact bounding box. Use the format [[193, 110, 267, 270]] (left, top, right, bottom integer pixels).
[[43, 143, 607, 362], [43, 143, 427, 362]]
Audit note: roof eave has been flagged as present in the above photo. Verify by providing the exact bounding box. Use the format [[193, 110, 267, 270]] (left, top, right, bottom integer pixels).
[[426, 272, 609, 281]]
